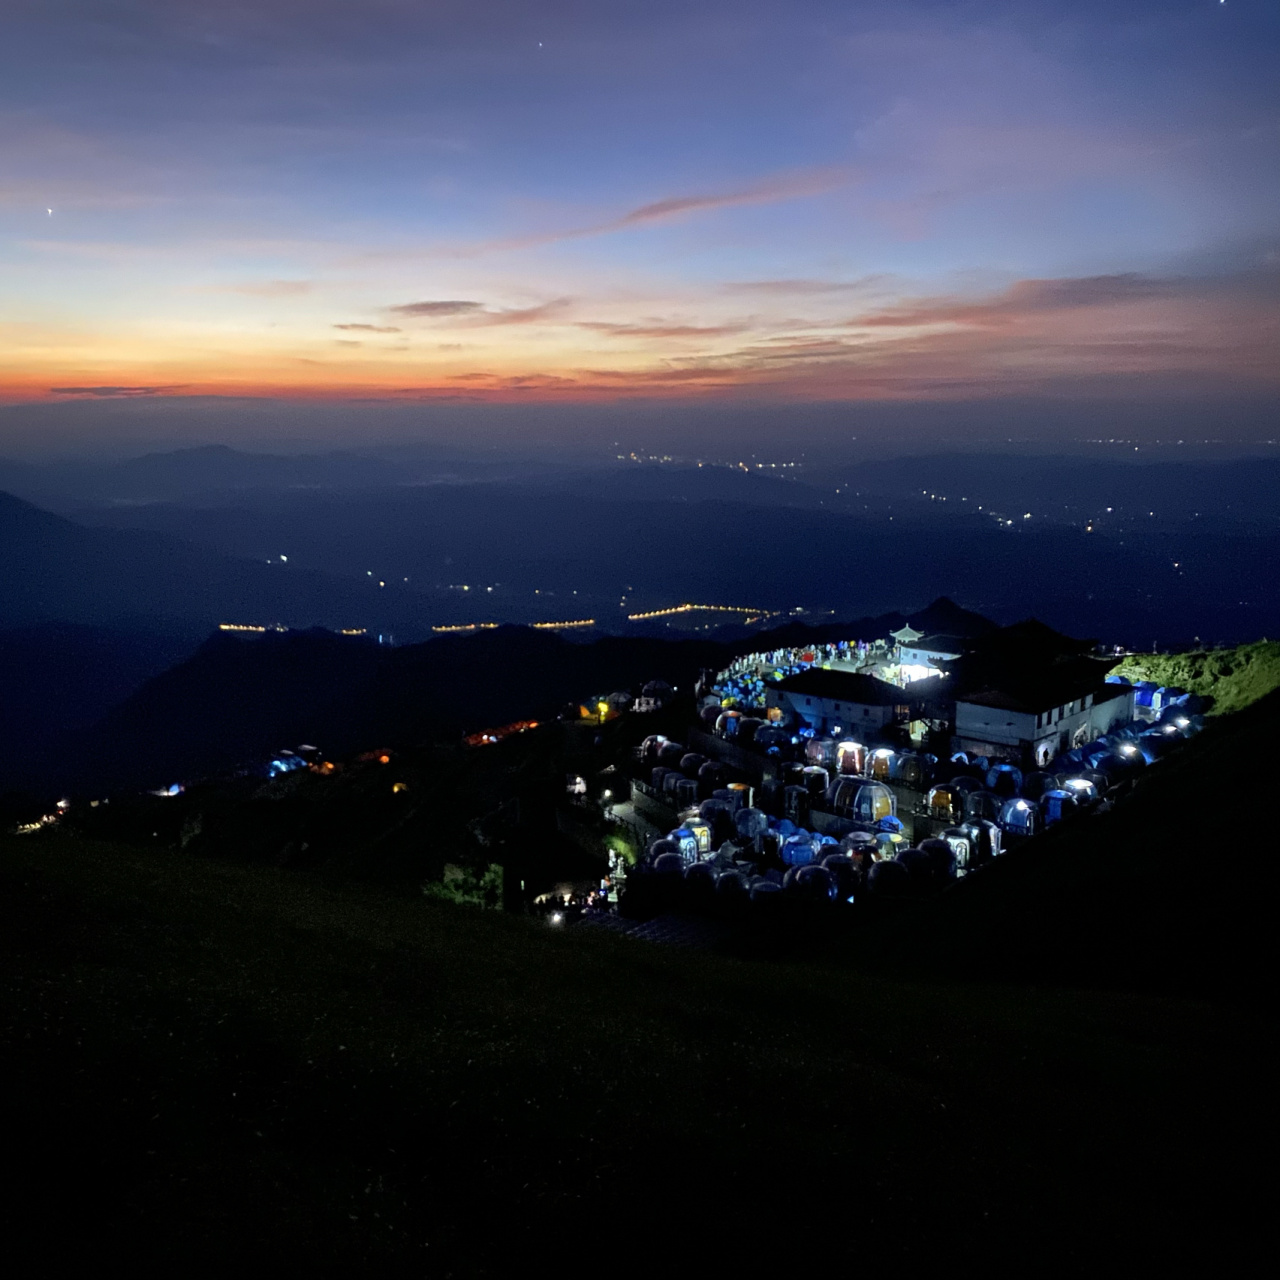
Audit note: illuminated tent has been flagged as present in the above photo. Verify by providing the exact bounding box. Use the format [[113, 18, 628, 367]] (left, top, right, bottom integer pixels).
[[985, 762, 1023, 797], [998, 797, 1038, 838], [876, 831, 909, 860], [960, 818, 1002, 864], [805, 737, 838, 767], [926, 784, 965, 823], [868, 749, 896, 781], [801, 765, 830, 796], [824, 778, 895, 823], [1039, 789, 1079, 826], [940, 826, 972, 872], [671, 827, 700, 863], [715, 711, 742, 737], [1059, 776, 1100, 806], [965, 790, 1004, 823], [780, 834, 817, 867]]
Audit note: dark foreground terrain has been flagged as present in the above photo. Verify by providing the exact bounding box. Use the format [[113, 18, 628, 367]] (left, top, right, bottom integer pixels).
[[1, 826, 1263, 1271]]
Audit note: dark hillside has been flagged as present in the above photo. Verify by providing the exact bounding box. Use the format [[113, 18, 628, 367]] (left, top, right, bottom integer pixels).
[[0, 831, 1261, 1270], [42, 626, 738, 792], [862, 690, 1279, 994], [36, 608, 956, 794], [0, 623, 199, 769], [0, 490, 420, 632]]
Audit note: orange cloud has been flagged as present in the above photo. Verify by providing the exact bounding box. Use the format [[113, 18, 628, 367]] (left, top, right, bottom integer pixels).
[[5, 268, 1274, 409]]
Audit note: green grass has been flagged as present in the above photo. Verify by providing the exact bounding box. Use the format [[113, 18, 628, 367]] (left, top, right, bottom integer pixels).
[[1113, 639, 1280, 715], [0, 830, 1261, 1270]]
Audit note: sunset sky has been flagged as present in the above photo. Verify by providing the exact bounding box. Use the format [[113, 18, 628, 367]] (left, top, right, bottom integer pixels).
[[2, 1, 1277, 426]]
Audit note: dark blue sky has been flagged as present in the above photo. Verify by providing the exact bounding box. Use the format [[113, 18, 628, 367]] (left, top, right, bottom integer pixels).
[[1, 1, 1276, 448]]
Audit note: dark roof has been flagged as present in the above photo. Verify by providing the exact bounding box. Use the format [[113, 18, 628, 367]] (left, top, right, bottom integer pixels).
[[907, 634, 970, 655], [958, 661, 1122, 715], [770, 669, 904, 706], [904, 674, 954, 714]]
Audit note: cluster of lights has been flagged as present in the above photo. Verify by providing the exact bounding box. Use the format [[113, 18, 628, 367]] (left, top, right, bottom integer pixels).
[[218, 622, 288, 633], [531, 619, 596, 630], [463, 719, 540, 748], [432, 622, 500, 633], [626, 602, 775, 622]]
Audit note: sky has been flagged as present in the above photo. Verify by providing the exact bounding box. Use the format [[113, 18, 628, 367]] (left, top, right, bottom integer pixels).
[[1, 1, 1278, 447]]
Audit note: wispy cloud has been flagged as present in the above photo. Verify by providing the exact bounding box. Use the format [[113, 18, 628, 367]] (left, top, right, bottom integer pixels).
[[576, 320, 749, 339], [388, 300, 484, 317], [334, 322, 402, 333], [387, 298, 572, 326], [50, 385, 187, 397], [445, 166, 859, 256], [721, 276, 895, 297], [851, 274, 1179, 330]]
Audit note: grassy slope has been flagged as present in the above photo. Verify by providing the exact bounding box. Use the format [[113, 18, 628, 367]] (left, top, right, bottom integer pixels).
[[1, 832, 1261, 1270], [1112, 639, 1280, 715]]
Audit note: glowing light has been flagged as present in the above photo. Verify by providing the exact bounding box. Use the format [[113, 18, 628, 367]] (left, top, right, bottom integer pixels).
[[626, 602, 775, 621]]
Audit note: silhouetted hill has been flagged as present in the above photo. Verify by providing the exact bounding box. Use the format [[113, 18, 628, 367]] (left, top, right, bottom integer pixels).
[[32, 603, 991, 794], [0, 489, 426, 633], [906, 595, 999, 638], [865, 689, 1278, 995], [45, 626, 741, 792], [0, 444, 406, 506], [0, 623, 199, 777]]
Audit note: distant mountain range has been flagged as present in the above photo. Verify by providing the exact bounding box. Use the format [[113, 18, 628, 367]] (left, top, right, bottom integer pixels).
[[0, 444, 409, 506], [0, 489, 430, 633]]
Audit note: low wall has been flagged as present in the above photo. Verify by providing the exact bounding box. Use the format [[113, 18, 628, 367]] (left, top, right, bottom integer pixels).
[[629, 779, 678, 831], [689, 728, 774, 782]]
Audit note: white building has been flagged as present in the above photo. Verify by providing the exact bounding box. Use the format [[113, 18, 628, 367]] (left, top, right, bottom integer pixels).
[[896, 634, 967, 683], [954, 682, 1135, 768], [766, 670, 907, 736]]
